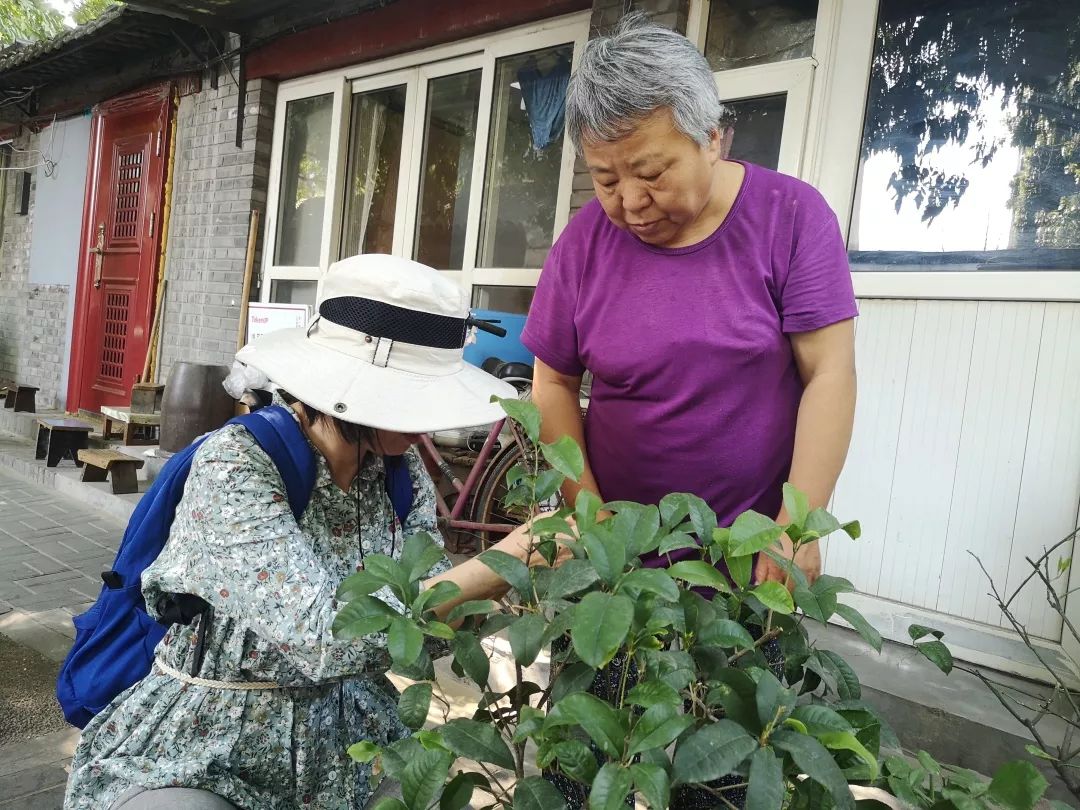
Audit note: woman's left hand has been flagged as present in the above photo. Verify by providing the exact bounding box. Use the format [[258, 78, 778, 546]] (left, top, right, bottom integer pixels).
[[753, 534, 821, 591]]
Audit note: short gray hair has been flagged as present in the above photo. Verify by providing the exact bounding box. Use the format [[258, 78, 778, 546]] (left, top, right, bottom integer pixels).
[[565, 12, 723, 153]]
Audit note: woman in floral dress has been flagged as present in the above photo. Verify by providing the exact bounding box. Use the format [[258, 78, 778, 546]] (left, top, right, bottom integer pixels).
[[65, 255, 546, 810]]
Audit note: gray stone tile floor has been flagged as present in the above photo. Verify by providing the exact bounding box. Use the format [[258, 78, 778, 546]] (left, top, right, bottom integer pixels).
[[0, 465, 123, 810]]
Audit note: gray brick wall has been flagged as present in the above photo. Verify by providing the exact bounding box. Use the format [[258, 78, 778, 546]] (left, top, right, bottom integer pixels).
[[0, 132, 71, 410], [158, 66, 277, 381], [569, 0, 692, 219]]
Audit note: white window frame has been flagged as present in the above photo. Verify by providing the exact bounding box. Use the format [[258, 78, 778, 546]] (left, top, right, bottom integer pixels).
[[261, 11, 589, 307], [690, 0, 1080, 302]]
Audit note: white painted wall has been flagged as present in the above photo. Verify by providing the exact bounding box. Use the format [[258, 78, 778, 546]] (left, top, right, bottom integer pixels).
[[826, 299, 1080, 649]]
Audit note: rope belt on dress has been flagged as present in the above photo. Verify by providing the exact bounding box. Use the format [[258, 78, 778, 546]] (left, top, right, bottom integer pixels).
[[154, 658, 283, 690]]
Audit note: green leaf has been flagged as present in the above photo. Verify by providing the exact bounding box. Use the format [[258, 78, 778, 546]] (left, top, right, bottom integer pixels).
[[772, 729, 855, 810], [752, 581, 795, 614], [818, 650, 862, 700], [401, 531, 448, 581], [582, 526, 627, 585], [347, 740, 380, 763], [916, 640, 954, 674], [756, 671, 796, 729], [794, 584, 834, 623], [833, 603, 882, 653], [762, 548, 810, 591], [803, 508, 842, 539], [442, 772, 489, 810], [630, 763, 671, 810], [546, 559, 600, 600], [332, 596, 393, 639], [790, 705, 852, 736], [840, 520, 861, 540], [659, 493, 691, 527], [514, 776, 568, 810], [917, 749, 941, 775], [500, 398, 541, 443], [387, 617, 424, 665], [398, 682, 433, 731], [745, 747, 784, 810], [400, 748, 453, 810], [508, 613, 546, 668], [672, 720, 758, 785], [363, 554, 412, 600], [447, 599, 496, 623], [626, 680, 683, 709], [550, 661, 597, 703], [479, 612, 517, 638], [336, 569, 385, 600], [685, 494, 718, 540], [619, 568, 680, 602], [1025, 744, 1056, 761], [575, 489, 603, 529], [667, 560, 732, 593], [422, 621, 456, 639], [628, 703, 695, 756], [413, 581, 463, 617], [571, 591, 633, 669], [440, 718, 515, 770], [368, 799, 407, 810], [533, 468, 565, 503], [551, 740, 598, 783], [701, 619, 754, 650], [393, 646, 435, 681], [988, 760, 1048, 810], [818, 731, 879, 780], [908, 624, 945, 642], [783, 483, 810, 529], [730, 510, 785, 557], [452, 632, 490, 687], [541, 435, 584, 482], [530, 515, 575, 540], [814, 574, 855, 596], [546, 692, 627, 759], [478, 549, 533, 596], [658, 532, 700, 557], [589, 763, 634, 810], [727, 552, 753, 590]]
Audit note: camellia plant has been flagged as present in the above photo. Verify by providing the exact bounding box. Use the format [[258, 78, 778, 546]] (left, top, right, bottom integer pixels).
[[331, 400, 1040, 810]]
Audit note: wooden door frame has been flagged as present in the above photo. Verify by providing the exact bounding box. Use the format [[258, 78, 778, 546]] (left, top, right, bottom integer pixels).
[[67, 82, 173, 413]]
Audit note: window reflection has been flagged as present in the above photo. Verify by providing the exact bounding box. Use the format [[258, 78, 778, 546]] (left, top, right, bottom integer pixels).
[[275, 95, 333, 266], [721, 94, 786, 171], [705, 0, 817, 72], [851, 0, 1080, 266]]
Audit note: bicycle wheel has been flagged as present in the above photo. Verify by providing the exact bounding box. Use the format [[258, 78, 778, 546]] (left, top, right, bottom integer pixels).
[[469, 439, 561, 551]]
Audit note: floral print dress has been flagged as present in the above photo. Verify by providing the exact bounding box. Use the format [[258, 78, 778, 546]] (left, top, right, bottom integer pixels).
[[64, 408, 451, 810]]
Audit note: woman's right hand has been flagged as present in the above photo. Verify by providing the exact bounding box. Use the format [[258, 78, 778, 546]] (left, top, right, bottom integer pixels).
[[491, 513, 577, 569]]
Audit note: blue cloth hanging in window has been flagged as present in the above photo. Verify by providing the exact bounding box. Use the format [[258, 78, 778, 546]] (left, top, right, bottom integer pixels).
[[517, 57, 571, 153]]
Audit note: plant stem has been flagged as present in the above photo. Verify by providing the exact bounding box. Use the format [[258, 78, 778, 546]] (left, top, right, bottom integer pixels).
[[728, 628, 783, 664]]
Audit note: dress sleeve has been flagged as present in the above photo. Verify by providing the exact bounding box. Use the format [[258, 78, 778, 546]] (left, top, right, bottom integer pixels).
[[146, 426, 393, 681], [777, 192, 859, 335], [521, 237, 587, 377]]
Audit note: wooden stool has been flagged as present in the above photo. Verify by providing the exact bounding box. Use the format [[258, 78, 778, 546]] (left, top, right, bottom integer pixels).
[[35, 418, 93, 467], [78, 449, 144, 494], [101, 405, 162, 446], [2, 383, 39, 412]]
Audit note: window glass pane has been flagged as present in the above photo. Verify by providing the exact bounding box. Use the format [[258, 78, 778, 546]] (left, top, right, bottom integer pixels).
[[851, 0, 1080, 268], [478, 44, 573, 269], [275, 94, 333, 266], [721, 94, 786, 171], [471, 285, 535, 315], [270, 280, 317, 309], [340, 85, 408, 259], [705, 0, 817, 72], [413, 71, 482, 270]]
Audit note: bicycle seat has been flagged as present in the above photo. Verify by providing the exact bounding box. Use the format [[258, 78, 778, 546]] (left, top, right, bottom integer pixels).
[[495, 361, 533, 381]]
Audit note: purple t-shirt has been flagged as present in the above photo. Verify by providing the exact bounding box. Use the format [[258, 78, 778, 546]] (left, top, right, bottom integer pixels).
[[522, 162, 857, 559]]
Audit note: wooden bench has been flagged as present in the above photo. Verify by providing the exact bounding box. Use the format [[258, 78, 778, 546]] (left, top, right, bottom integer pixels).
[[77, 449, 144, 494], [35, 418, 93, 467], [101, 405, 161, 446], [2, 383, 39, 413]]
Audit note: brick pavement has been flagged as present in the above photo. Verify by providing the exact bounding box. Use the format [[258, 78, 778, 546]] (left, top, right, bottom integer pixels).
[[0, 465, 123, 810]]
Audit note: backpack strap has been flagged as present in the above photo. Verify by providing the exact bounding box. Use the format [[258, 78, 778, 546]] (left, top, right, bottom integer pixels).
[[233, 406, 317, 522], [383, 454, 413, 526]]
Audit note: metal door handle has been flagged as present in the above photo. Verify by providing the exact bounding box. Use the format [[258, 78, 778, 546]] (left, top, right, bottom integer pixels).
[[89, 224, 105, 288]]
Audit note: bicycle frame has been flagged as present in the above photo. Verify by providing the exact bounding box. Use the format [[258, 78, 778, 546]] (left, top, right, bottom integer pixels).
[[418, 418, 522, 536]]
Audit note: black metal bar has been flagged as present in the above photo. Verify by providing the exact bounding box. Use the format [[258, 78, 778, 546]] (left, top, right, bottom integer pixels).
[[234, 33, 246, 148]]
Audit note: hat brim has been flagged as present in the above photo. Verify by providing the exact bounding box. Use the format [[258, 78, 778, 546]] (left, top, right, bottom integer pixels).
[[237, 327, 519, 433]]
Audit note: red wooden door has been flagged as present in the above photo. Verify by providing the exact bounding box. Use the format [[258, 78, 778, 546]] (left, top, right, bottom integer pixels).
[[68, 86, 171, 413]]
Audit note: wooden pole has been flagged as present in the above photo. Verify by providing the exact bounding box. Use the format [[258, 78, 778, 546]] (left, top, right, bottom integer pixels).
[[236, 208, 260, 351]]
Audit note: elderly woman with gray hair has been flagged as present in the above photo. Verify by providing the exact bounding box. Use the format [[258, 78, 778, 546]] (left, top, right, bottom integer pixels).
[[523, 13, 857, 590]]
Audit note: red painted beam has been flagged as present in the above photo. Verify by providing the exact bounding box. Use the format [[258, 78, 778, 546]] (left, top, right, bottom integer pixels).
[[246, 0, 590, 81]]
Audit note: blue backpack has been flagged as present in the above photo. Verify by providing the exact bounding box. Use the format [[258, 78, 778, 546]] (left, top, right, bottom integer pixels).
[[56, 405, 413, 728]]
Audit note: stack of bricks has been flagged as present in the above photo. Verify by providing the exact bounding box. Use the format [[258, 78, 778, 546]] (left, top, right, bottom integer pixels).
[[568, 0, 692, 220], [159, 63, 277, 380], [0, 131, 70, 411]]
